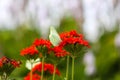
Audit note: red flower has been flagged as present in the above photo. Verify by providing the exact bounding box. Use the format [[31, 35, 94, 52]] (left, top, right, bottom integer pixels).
[[0, 56, 21, 76], [0, 56, 21, 68], [33, 38, 51, 48], [32, 62, 60, 76], [10, 60, 21, 67], [51, 46, 69, 57], [0, 60, 3, 67], [60, 30, 83, 40], [60, 31, 70, 40], [59, 30, 90, 48], [20, 45, 38, 56], [24, 73, 40, 80], [69, 30, 82, 37], [0, 57, 8, 66]]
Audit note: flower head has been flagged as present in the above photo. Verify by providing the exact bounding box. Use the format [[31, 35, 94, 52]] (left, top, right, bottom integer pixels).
[[0, 57, 9, 67], [59, 30, 90, 57], [60, 30, 83, 40], [60, 37, 89, 48], [51, 46, 69, 58], [10, 60, 21, 67], [32, 62, 60, 76], [0, 61, 2, 67], [59, 30, 90, 48], [0, 57, 21, 67], [24, 73, 40, 80], [20, 45, 38, 57], [0, 56, 21, 75], [33, 38, 51, 48], [33, 38, 52, 57]]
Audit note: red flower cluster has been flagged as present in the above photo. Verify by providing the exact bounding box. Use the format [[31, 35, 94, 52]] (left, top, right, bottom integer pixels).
[[0, 56, 7, 67], [60, 37, 89, 47], [20, 45, 38, 56], [0, 56, 21, 68], [33, 38, 51, 48], [21, 30, 90, 80], [59, 30, 90, 48], [51, 46, 69, 57], [60, 30, 83, 40], [11, 59, 21, 67], [32, 62, 60, 76], [24, 73, 40, 80], [0, 61, 2, 67]]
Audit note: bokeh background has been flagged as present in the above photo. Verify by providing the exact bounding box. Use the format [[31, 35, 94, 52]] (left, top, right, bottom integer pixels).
[[0, 0, 120, 80]]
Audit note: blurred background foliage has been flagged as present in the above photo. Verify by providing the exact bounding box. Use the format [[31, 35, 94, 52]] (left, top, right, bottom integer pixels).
[[0, 17, 120, 80]]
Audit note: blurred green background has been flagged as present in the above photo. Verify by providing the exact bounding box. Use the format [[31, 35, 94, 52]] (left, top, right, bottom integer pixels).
[[0, 0, 120, 80], [0, 18, 120, 80]]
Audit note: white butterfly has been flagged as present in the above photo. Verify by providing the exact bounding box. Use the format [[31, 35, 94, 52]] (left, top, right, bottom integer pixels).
[[49, 26, 62, 46]]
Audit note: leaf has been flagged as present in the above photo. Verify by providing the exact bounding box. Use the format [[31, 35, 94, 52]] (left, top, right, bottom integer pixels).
[[49, 26, 62, 46]]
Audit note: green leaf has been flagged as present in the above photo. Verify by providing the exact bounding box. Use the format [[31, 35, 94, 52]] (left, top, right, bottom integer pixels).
[[49, 26, 62, 46]]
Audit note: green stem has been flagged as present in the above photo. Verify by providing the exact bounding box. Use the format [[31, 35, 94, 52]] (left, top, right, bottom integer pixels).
[[52, 64, 56, 80], [44, 76, 48, 80], [72, 57, 75, 80], [41, 57, 45, 80], [30, 60, 33, 80], [66, 56, 69, 80]]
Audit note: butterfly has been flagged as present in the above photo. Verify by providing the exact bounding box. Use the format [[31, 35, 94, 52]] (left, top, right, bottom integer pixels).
[[49, 26, 62, 46]]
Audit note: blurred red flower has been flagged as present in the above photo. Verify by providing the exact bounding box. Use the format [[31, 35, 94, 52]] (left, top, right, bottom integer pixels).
[[0, 56, 21, 76], [10, 60, 21, 67], [24, 73, 41, 80], [51, 46, 69, 57], [20, 45, 38, 56], [33, 38, 51, 48], [0, 56, 21, 68], [59, 30, 90, 48], [60, 30, 83, 40], [32, 62, 60, 76]]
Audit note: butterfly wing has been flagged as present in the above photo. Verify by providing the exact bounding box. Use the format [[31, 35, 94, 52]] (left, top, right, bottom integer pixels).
[[49, 26, 62, 46]]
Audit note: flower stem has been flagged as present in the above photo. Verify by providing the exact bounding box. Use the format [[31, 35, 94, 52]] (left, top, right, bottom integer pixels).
[[30, 60, 33, 80], [72, 57, 75, 80], [41, 57, 45, 80], [66, 56, 69, 80], [52, 64, 56, 80]]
